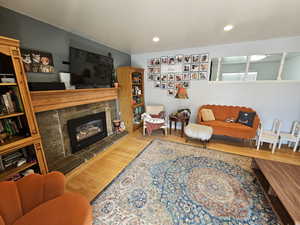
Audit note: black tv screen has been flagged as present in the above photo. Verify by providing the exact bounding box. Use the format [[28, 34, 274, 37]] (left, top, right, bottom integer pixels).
[[69, 47, 113, 88]]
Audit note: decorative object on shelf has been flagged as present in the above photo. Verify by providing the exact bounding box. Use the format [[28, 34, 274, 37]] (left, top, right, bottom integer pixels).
[[147, 53, 209, 98], [0, 133, 8, 144], [113, 119, 121, 133], [59, 72, 75, 89], [21, 48, 54, 73]]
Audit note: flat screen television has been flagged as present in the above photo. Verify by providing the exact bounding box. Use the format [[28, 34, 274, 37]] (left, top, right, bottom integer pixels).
[[69, 47, 113, 88]]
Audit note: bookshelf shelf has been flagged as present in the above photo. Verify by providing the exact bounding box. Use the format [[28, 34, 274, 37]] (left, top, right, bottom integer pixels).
[[0, 112, 24, 120], [0, 161, 37, 181], [0, 83, 17, 86]]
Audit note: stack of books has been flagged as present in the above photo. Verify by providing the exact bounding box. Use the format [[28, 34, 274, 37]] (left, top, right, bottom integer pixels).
[[0, 88, 23, 115], [0, 117, 24, 137]]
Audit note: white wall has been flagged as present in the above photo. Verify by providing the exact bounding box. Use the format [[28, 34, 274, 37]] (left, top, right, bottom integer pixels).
[[131, 36, 300, 132]]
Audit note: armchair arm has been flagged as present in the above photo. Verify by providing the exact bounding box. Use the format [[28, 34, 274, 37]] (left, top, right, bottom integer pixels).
[[0, 216, 5, 225]]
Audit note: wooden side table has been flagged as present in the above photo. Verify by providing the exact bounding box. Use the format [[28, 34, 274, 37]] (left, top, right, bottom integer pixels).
[[169, 115, 190, 137]]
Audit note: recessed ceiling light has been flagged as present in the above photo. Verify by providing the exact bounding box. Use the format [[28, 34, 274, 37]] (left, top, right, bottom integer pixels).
[[224, 24, 234, 32], [250, 55, 267, 61], [152, 36, 160, 42]]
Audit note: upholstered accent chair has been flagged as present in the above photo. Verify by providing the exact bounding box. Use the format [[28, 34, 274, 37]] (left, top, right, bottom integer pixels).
[[0, 172, 92, 225], [142, 105, 167, 136]]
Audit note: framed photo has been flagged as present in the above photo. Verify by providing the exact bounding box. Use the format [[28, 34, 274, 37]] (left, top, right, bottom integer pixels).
[[148, 58, 155, 66], [154, 81, 161, 88], [161, 56, 168, 64], [191, 72, 199, 80], [175, 73, 183, 82], [21, 48, 55, 73], [192, 54, 200, 63], [168, 73, 175, 81], [183, 64, 190, 72], [200, 63, 209, 71], [160, 82, 167, 89], [168, 56, 176, 65], [168, 89, 176, 96], [183, 72, 190, 80], [153, 58, 161, 66], [191, 64, 199, 72], [199, 72, 208, 80], [184, 55, 191, 63], [200, 53, 209, 63], [148, 67, 154, 74], [147, 74, 154, 80], [167, 81, 175, 89], [153, 75, 160, 81], [153, 67, 160, 74], [161, 74, 168, 82], [183, 81, 190, 88], [175, 55, 183, 64]]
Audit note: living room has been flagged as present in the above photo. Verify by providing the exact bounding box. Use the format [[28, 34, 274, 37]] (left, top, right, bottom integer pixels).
[[0, 1, 300, 225]]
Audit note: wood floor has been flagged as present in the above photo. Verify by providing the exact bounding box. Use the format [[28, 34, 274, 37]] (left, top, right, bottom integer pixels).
[[66, 129, 300, 202]]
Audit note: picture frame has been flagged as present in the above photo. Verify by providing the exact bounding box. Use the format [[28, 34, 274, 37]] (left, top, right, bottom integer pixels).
[[148, 58, 155, 66], [168, 56, 176, 65], [175, 73, 183, 82], [147, 74, 154, 80], [168, 73, 175, 81], [154, 81, 161, 88], [161, 56, 168, 64], [153, 67, 161, 74], [153, 75, 160, 81], [21, 48, 55, 73], [200, 53, 209, 63], [199, 72, 208, 80], [192, 54, 200, 63], [191, 64, 199, 72], [148, 66, 154, 74], [167, 81, 175, 89], [161, 74, 168, 82], [153, 58, 161, 66], [184, 55, 191, 63], [175, 55, 183, 64], [183, 81, 190, 88], [160, 82, 167, 89], [183, 64, 190, 72], [167, 89, 176, 96], [183, 72, 190, 81], [200, 63, 209, 71], [191, 72, 199, 80]]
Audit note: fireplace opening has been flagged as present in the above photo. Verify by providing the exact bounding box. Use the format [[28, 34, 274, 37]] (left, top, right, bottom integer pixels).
[[67, 111, 107, 153]]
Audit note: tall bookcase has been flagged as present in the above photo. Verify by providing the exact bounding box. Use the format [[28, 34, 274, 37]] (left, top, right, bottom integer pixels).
[[117, 67, 145, 132], [0, 36, 48, 181]]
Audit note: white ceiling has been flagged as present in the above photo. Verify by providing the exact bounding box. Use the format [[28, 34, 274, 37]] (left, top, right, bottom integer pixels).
[[1, 0, 300, 54]]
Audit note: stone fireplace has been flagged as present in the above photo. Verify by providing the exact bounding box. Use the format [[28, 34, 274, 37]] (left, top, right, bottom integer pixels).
[[36, 100, 119, 173]]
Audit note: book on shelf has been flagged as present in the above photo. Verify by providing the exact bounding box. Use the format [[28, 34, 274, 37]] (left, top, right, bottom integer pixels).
[[0, 87, 23, 115]]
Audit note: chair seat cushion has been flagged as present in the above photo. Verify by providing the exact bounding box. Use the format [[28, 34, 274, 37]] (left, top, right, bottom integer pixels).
[[184, 123, 213, 141], [13, 192, 92, 225]]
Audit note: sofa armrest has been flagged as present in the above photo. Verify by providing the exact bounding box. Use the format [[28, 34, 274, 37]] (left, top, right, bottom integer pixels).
[[43, 172, 65, 202], [0, 216, 5, 225]]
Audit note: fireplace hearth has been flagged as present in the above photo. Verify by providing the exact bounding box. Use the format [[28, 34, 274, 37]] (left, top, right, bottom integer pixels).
[[68, 112, 107, 153]]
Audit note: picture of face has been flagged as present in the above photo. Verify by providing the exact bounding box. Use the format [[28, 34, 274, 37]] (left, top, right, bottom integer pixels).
[[153, 75, 160, 81], [183, 72, 190, 80], [154, 58, 161, 65], [154, 81, 160, 88], [168, 89, 175, 96], [199, 72, 208, 80], [161, 56, 168, 64], [160, 82, 167, 89], [183, 64, 190, 72], [184, 55, 191, 63], [149, 58, 155, 65], [192, 55, 200, 63], [168, 73, 175, 81], [161, 74, 168, 82], [191, 64, 199, 72], [200, 54, 209, 63], [148, 67, 154, 73], [176, 55, 183, 64], [175, 74, 182, 82], [200, 63, 209, 71], [148, 74, 154, 80], [168, 56, 175, 65], [167, 81, 175, 89], [191, 72, 199, 80], [183, 81, 189, 88]]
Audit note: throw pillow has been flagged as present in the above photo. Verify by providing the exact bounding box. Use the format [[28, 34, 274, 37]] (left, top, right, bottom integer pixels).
[[236, 111, 256, 127], [201, 109, 215, 121]]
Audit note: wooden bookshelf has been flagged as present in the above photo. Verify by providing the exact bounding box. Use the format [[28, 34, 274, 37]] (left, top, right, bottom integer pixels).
[[117, 67, 145, 132], [0, 36, 48, 181]]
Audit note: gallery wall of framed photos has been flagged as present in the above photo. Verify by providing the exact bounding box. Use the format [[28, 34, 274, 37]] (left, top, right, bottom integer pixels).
[[147, 53, 210, 97]]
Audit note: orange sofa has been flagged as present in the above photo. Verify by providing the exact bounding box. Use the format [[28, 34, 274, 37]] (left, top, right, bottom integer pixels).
[[197, 105, 260, 139], [0, 172, 92, 225]]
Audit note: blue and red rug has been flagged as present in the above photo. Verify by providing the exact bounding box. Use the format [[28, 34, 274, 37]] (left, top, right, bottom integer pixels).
[[92, 139, 279, 225]]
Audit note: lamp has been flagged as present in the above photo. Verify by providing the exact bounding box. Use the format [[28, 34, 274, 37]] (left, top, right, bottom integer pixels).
[[175, 83, 188, 99]]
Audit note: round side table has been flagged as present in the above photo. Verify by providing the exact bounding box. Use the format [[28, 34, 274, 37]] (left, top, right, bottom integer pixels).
[[169, 115, 190, 137]]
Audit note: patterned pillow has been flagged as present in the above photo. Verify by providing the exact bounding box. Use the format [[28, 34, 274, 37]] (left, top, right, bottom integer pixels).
[[236, 111, 256, 127], [201, 109, 215, 122]]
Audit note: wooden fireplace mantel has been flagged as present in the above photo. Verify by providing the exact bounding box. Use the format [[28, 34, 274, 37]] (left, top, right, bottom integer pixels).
[[30, 88, 118, 112]]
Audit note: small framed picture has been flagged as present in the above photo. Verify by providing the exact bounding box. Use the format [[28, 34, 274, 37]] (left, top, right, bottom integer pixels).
[[153, 67, 160, 74], [168, 56, 176, 65], [153, 75, 160, 81], [167, 81, 175, 89], [147, 74, 154, 80], [175, 73, 183, 82], [191, 72, 199, 80], [192, 54, 200, 63], [154, 81, 161, 88], [148, 58, 155, 66], [161, 74, 168, 82], [175, 55, 183, 64], [148, 67, 154, 74], [161, 56, 168, 64], [183, 64, 190, 72], [200, 54, 209, 63], [200, 63, 209, 71], [183, 81, 190, 88], [168, 89, 176, 96], [183, 72, 190, 81], [154, 58, 161, 66], [160, 82, 167, 89], [184, 55, 191, 63], [191, 64, 199, 72], [168, 73, 175, 81], [199, 72, 208, 80]]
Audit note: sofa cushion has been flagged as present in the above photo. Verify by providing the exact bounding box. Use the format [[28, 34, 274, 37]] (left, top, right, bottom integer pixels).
[[201, 109, 215, 121], [13, 192, 92, 225]]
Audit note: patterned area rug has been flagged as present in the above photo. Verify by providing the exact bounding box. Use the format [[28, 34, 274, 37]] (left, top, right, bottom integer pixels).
[[92, 139, 279, 225]]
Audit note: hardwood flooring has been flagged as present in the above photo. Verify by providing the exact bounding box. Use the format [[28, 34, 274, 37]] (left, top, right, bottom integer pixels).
[[66, 129, 300, 202]]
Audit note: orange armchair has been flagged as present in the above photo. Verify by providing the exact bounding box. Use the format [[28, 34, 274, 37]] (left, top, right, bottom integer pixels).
[[0, 172, 92, 225]]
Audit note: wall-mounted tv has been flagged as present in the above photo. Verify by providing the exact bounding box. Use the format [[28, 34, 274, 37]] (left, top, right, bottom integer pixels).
[[69, 47, 113, 88]]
